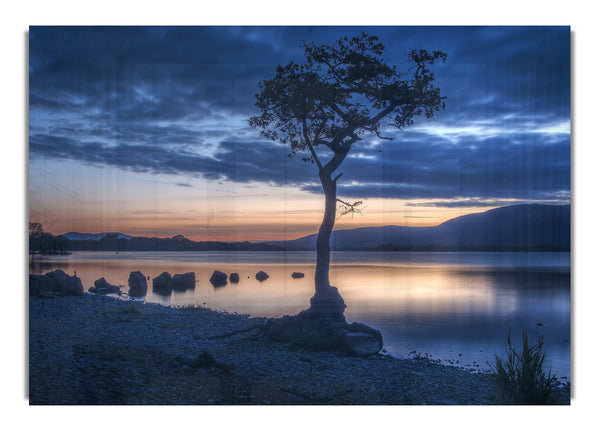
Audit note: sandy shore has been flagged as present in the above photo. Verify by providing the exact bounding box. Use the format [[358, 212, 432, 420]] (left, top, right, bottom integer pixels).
[[29, 294, 532, 405]]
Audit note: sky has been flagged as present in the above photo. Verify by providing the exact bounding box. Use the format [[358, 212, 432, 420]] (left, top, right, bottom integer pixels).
[[28, 26, 571, 241]]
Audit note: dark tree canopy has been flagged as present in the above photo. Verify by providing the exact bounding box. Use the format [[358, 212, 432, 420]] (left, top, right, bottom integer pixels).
[[250, 33, 447, 316], [249, 33, 447, 176]]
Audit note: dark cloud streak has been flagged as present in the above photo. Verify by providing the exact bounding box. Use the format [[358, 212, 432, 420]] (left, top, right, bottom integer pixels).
[[29, 26, 571, 206]]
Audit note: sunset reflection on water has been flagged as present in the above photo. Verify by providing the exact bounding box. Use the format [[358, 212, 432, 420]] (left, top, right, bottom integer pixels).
[[30, 251, 570, 378]]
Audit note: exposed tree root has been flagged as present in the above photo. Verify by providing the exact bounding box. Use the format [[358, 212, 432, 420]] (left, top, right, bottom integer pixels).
[[208, 324, 267, 339], [208, 310, 384, 357]]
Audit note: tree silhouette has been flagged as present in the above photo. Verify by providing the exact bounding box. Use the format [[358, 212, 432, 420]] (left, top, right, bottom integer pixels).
[[250, 33, 446, 316], [29, 222, 71, 255], [29, 222, 44, 238]]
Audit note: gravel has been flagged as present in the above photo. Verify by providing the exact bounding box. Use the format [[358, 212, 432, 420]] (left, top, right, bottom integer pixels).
[[29, 294, 506, 405]]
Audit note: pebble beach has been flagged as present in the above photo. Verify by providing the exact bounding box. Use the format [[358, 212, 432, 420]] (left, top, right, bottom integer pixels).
[[29, 293, 558, 405]]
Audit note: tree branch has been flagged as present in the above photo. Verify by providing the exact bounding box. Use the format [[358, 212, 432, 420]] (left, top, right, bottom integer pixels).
[[323, 147, 350, 174], [302, 118, 324, 170], [336, 198, 365, 219]]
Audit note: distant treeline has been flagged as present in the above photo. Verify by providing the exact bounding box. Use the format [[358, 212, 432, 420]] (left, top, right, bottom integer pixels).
[[29, 224, 285, 253], [29, 223, 71, 255], [62, 233, 285, 252]]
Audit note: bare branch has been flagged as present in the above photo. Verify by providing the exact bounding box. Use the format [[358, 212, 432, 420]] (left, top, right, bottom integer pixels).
[[336, 199, 365, 219]]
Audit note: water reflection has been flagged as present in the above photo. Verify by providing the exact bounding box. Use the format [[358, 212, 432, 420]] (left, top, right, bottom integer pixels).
[[29, 251, 570, 378]]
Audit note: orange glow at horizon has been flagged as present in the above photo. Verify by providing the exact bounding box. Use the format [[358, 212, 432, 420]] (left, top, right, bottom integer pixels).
[[29, 193, 496, 242], [29, 159, 500, 242]]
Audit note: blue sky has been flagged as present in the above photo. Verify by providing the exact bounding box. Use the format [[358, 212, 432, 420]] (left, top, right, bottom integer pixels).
[[28, 26, 571, 240]]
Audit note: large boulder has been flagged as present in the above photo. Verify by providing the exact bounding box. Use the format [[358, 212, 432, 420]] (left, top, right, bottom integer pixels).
[[341, 332, 382, 357], [229, 273, 240, 283], [348, 322, 384, 347], [128, 271, 148, 297], [89, 277, 121, 295], [209, 270, 228, 288], [262, 311, 383, 356], [29, 270, 84, 297], [47, 270, 84, 296], [152, 272, 172, 295], [339, 322, 383, 356], [171, 272, 195, 291], [255, 271, 269, 282]]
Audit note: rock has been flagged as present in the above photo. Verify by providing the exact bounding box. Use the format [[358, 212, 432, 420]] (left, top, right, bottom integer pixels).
[[262, 311, 383, 356], [29, 274, 54, 297], [152, 272, 172, 295], [128, 271, 148, 297], [89, 277, 121, 295], [255, 271, 269, 282], [176, 351, 216, 368], [291, 272, 305, 279], [209, 270, 228, 288], [175, 351, 231, 372], [342, 332, 382, 357], [29, 270, 84, 297], [229, 273, 240, 283], [171, 272, 195, 291], [349, 321, 384, 350], [49, 270, 85, 296]]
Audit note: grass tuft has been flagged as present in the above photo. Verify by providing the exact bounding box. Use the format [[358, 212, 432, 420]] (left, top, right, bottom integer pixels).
[[490, 329, 560, 404]]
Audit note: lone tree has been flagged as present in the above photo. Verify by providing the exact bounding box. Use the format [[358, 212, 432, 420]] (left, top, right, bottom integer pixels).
[[250, 33, 447, 317]]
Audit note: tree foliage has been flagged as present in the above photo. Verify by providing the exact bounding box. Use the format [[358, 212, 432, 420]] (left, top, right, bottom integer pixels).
[[29, 222, 71, 255], [249, 33, 447, 175]]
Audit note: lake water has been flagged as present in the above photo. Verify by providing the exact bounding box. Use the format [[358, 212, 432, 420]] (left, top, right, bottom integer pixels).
[[29, 251, 571, 379]]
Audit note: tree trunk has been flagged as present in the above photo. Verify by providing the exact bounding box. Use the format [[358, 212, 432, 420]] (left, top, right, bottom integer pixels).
[[308, 170, 346, 316]]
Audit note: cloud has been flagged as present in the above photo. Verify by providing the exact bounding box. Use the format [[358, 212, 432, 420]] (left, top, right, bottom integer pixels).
[[29, 26, 571, 205]]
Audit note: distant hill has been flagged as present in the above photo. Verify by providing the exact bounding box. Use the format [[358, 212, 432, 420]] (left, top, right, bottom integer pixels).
[[61, 232, 134, 241], [59, 232, 284, 252], [264, 204, 570, 251]]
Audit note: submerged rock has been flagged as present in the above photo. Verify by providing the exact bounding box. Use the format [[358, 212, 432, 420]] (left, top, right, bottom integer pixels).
[[128, 271, 148, 297], [209, 270, 228, 288], [89, 277, 121, 295], [171, 272, 195, 291], [255, 271, 269, 282], [152, 272, 172, 295], [229, 273, 240, 283], [291, 272, 305, 279]]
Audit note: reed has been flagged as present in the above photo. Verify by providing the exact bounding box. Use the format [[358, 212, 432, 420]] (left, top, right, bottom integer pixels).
[[490, 329, 559, 404]]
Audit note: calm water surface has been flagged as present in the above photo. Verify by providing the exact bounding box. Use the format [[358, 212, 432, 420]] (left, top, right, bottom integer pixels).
[[30, 251, 571, 379]]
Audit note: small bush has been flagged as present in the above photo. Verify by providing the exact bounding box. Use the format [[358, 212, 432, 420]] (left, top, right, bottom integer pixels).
[[490, 329, 559, 404]]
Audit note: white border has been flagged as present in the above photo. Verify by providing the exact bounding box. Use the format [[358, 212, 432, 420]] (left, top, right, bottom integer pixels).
[[3, 1, 598, 430]]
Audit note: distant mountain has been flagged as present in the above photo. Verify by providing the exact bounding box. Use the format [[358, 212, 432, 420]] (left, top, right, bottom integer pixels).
[[60, 232, 134, 241], [264, 204, 571, 251]]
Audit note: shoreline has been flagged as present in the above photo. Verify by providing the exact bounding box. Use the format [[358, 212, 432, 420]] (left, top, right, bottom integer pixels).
[[28, 294, 568, 405]]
